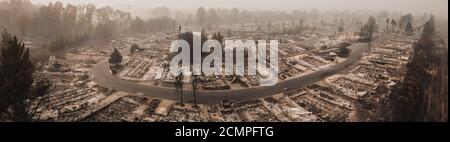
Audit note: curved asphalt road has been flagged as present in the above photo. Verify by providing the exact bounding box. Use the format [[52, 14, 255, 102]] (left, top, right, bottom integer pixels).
[[91, 43, 369, 104]]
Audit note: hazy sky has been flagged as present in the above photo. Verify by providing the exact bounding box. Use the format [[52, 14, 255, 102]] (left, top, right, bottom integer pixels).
[[29, 0, 448, 16]]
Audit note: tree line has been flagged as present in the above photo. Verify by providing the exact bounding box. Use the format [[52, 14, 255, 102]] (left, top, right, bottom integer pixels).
[[129, 16, 177, 33], [0, 0, 131, 39]]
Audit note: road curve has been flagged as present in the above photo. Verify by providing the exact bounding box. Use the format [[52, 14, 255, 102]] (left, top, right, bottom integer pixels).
[[91, 43, 368, 104]]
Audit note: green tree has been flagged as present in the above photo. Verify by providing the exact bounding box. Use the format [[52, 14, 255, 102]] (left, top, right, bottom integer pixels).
[[399, 13, 413, 30], [0, 31, 50, 121], [130, 16, 146, 33], [391, 16, 446, 122], [109, 48, 122, 67], [367, 16, 377, 42], [421, 15, 435, 41], [391, 19, 397, 32], [405, 21, 414, 35], [196, 7, 206, 26], [359, 16, 377, 43], [386, 18, 390, 32]]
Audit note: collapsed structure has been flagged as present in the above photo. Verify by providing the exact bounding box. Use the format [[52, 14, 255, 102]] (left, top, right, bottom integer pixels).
[[33, 21, 420, 122]]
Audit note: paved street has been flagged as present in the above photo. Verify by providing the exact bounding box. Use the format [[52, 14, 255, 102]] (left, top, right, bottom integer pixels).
[[91, 42, 370, 104]]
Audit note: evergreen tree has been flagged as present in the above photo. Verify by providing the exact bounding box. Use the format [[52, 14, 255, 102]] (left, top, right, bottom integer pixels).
[[421, 15, 435, 40], [391, 19, 397, 32], [405, 21, 414, 35], [391, 16, 446, 122], [0, 31, 49, 121], [386, 18, 390, 32], [367, 16, 377, 42], [196, 7, 206, 26], [130, 16, 146, 33], [399, 13, 413, 31], [109, 48, 122, 67]]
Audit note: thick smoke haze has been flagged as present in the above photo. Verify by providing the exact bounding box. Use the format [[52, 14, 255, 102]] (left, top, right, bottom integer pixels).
[[28, 0, 448, 17]]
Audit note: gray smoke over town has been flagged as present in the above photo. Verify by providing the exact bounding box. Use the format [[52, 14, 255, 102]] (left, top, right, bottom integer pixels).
[[29, 0, 448, 19]]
